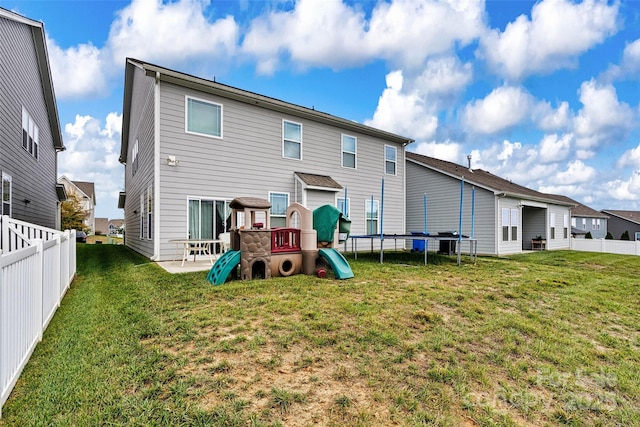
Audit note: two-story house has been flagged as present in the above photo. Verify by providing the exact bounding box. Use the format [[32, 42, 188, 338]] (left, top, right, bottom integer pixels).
[[0, 8, 65, 230], [58, 176, 96, 233], [118, 59, 413, 261]]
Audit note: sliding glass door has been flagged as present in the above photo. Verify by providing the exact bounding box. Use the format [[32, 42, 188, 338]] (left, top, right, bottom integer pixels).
[[188, 198, 231, 240]]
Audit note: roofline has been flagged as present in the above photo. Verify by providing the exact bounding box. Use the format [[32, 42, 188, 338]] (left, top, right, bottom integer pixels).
[[1, 8, 65, 152], [601, 210, 640, 225], [406, 157, 575, 207], [120, 58, 414, 164]]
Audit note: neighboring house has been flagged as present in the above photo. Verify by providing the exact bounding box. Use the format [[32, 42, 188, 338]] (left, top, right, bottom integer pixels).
[[0, 8, 66, 229], [108, 219, 124, 235], [550, 195, 608, 239], [406, 152, 574, 256], [58, 176, 96, 233], [118, 58, 413, 261], [95, 217, 108, 234], [600, 210, 640, 241]]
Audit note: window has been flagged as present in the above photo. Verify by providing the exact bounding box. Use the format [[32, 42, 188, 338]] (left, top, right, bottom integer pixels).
[[365, 199, 379, 235], [501, 208, 519, 242], [131, 139, 139, 176], [147, 186, 153, 240], [22, 107, 39, 159], [582, 218, 586, 230], [269, 192, 289, 227], [341, 135, 356, 168], [283, 121, 302, 159], [186, 96, 222, 138], [2, 173, 11, 216], [139, 194, 144, 239], [384, 145, 396, 175], [550, 213, 556, 239], [188, 199, 231, 240], [596, 219, 601, 230], [571, 217, 576, 228], [337, 197, 350, 217], [563, 214, 568, 238]]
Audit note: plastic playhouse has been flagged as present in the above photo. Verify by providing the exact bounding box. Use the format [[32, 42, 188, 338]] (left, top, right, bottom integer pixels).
[[207, 197, 353, 285]]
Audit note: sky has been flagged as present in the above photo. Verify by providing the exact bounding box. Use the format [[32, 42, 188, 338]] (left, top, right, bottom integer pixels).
[[2, 0, 640, 220]]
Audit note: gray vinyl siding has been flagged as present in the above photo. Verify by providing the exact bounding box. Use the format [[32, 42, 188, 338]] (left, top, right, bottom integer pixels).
[[406, 161, 496, 255], [122, 65, 155, 257], [154, 80, 405, 260], [573, 216, 607, 239], [607, 217, 640, 240], [0, 15, 59, 229]]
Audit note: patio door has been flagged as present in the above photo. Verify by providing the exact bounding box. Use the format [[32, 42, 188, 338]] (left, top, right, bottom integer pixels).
[[188, 198, 231, 240]]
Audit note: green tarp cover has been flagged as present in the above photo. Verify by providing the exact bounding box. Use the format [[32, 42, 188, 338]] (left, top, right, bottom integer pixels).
[[313, 205, 350, 243]]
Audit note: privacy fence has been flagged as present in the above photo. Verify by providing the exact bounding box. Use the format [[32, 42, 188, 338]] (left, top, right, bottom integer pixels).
[[0, 216, 76, 417], [570, 237, 640, 256]]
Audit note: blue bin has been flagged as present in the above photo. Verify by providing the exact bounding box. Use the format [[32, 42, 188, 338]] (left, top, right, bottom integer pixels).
[[411, 232, 425, 252]]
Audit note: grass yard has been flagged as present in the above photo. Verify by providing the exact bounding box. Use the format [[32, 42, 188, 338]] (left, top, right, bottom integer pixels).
[[1, 245, 639, 426]]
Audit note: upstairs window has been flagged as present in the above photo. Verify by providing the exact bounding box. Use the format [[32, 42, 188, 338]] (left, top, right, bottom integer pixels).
[[2, 173, 11, 216], [341, 135, 356, 168], [22, 107, 39, 159], [283, 120, 302, 159], [384, 145, 396, 175], [186, 96, 222, 138]]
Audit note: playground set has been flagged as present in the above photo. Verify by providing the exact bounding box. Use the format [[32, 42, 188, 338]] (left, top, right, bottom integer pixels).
[[207, 197, 354, 285]]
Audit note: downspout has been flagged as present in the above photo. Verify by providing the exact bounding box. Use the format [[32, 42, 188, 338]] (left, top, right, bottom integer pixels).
[[152, 71, 161, 260]]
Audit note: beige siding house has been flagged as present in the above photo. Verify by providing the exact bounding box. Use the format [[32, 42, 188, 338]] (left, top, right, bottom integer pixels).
[[0, 8, 65, 229], [119, 59, 413, 261], [406, 152, 574, 256], [58, 176, 96, 234]]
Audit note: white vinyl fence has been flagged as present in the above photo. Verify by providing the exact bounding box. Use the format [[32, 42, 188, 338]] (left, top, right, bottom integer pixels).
[[570, 237, 640, 256], [0, 216, 76, 417]]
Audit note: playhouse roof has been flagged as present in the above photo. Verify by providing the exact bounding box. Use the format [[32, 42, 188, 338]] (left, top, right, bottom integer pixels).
[[230, 197, 272, 210]]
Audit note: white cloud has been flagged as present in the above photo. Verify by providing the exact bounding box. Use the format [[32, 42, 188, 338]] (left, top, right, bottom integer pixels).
[[602, 38, 640, 81], [46, 36, 108, 99], [365, 70, 438, 140], [59, 114, 123, 219], [413, 56, 473, 103], [106, 0, 239, 66], [479, 0, 619, 81], [538, 133, 572, 163], [554, 160, 596, 185], [411, 140, 462, 163], [536, 101, 572, 132], [573, 79, 635, 148], [462, 86, 533, 134], [242, 0, 485, 74], [601, 172, 640, 201], [616, 143, 640, 169]]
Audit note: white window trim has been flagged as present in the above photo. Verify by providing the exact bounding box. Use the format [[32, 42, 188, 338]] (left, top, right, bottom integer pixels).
[[185, 95, 223, 139], [21, 106, 39, 159], [341, 134, 357, 169], [282, 120, 302, 160], [269, 191, 289, 217], [384, 144, 397, 176]]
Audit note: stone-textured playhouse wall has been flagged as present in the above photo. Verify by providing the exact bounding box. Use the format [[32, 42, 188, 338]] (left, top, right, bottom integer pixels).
[[240, 230, 271, 280]]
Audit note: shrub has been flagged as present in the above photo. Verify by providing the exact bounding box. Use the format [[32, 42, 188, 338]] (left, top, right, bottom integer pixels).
[[621, 231, 630, 241], [585, 231, 592, 239], [606, 232, 614, 240]]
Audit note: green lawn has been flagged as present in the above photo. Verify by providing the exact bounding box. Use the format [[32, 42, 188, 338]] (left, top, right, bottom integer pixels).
[[1, 246, 639, 426]]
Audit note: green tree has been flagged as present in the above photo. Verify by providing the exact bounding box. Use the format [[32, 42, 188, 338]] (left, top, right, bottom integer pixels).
[[621, 230, 630, 241], [605, 232, 614, 240], [585, 231, 592, 239], [61, 191, 89, 232]]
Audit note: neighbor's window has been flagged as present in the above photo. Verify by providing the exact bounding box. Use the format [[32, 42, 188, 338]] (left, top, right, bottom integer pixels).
[[564, 214, 569, 238], [366, 199, 379, 235], [384, 145, 397, 175], [596, 219, 601, 230], [511, 209, 519, 241], [502, 208, 510, 241], [147, 186, 153, 240], [269, 192, 289, 227], [571, 217, 576, 228], [337, 197, 350, 217], [283, 120, 302, 159], [582, 218, 586, 230], [2, 173, 11, 216], [139, 194, 144, 239], [22, 107, 39, 159], [186, 96, 222, 138], [550, 213, 556, 239], [342, 135, 356, 168]]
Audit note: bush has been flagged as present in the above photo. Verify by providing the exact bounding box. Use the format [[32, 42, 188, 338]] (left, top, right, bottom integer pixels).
[[606, 232, 614, 240], [621, 230, 630, 241], [585, 231, 592, 239]]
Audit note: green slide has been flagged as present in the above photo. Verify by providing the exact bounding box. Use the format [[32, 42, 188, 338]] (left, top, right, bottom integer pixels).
[[318, 248, 354, 279], [207, 250, 241, 285]]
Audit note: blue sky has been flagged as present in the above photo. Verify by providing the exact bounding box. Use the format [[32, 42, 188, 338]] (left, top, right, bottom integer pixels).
[[2, 0, 640, 220]]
